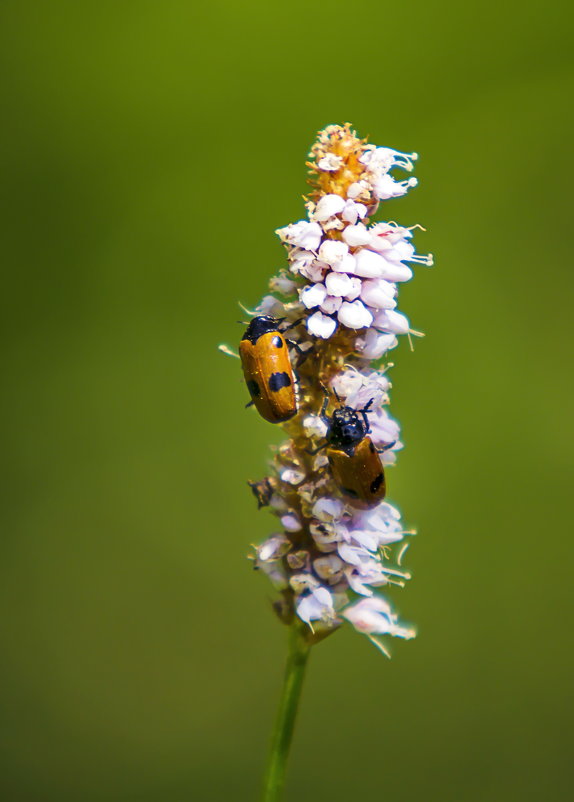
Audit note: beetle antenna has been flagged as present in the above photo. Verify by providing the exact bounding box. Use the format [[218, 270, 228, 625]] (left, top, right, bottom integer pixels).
[[218, 344, 240, 359], [238, 301, 257, 316], [333, 388, 341, 405]]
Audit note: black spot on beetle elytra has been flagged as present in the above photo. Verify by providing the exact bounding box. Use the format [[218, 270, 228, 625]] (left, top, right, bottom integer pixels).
[[369, 441, 376, 453], [370, 473, 384, 493], [342, 487, 359, 498], [268, 371, 291, 392], [247, 379, 260, 397], [271, 335, 283, 348]]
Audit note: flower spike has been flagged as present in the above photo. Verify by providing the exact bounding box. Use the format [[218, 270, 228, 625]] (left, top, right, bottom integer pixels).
[[234, 123, 431, 654]]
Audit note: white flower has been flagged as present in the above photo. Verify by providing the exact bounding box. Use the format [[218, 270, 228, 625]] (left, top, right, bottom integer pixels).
[[298, 260, 328, 283], [257, 534, 291, 562], [338, 542, 371, 566], [343, 597, 415, 639], [290, 573, 319, 594], [310, 521, 339, 552], [373, 174, 418, 200], [307, 311, 337, 339], [312, 497, 344, 522], [330, 369, 364, 400], [280, 467, 306, 485], [331, 367, 390, 409], [313, 554, 345, 582], [353, 248, 388, 278], [256, 549, 289, 589], [368, 408, 400, 451], [269, 493, 289, 512], [360, 278, 397, 310], [342, 200, 367, 224], [338, 300, 373, 329], [373, 309, 411, 334], [317, 153, 344, 172], [343, 223, 373, 247], [269, 274, 298, 295], [302, 414, 328, 439], [325, 271, 356, 298], [320, 295, 342, 314], [368, 222, 409, 249], [352, 502, 406, 546], [311, 193, 347, 222], [347, 180, 370, 199], [355, 328, 398, 359], [354, 248, 414, 282], [300, 283, 327, 309], [257, 295, 286, 317], [359, 146, 418, 173], [345, 563, 389, 596], [344, 526, 379, 552], [297, 587, 335, 624], [289, 248, 316, 274], [277, 220, 322, 250], [281, 514, 303, 532], [318, 239, 349, 268], [375, 257, 414, 283]]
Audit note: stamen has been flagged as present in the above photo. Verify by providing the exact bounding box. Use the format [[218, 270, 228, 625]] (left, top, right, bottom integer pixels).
[[397, 543, 410, 566], [409, 253, 434, 266], [367, 635, 391, 658]]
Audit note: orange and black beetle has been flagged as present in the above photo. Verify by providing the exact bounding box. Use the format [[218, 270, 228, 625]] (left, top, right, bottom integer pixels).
[[315, 397, 395, 509], [239, 316, 298, 423]]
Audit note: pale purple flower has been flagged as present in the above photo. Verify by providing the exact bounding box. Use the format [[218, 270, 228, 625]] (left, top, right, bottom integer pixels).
[[343, 597, 415, 639], [242, 125, 432, 654], [296, 587, 336, 625], [338, 300, 373, 329], [307, 310, 337, 339]]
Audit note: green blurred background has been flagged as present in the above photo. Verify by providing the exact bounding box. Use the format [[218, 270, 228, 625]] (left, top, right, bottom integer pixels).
[[1, 1, 573, 800]]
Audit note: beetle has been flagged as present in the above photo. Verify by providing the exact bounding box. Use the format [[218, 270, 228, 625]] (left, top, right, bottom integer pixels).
[[312, 394, 395, 509], [239, 316, 298, 423]]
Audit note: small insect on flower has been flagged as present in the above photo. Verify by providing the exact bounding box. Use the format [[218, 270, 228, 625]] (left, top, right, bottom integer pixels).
[[239, 316, 299, 423], [313, 393, 395, 509]]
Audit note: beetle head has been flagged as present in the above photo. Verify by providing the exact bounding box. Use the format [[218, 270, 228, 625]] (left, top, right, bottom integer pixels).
[[242, 316, 280, 344], [328, 406, 367, 448]]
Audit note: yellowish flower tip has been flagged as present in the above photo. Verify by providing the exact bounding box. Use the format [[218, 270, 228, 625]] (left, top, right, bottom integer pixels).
[[306, 123, 369, 202]]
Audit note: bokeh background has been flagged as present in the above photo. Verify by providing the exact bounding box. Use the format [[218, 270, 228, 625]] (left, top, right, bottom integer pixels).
[[1, 2, 573, 800]]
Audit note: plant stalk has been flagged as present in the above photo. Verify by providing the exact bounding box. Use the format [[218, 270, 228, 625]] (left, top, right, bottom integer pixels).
[[261, 625, 311, 802]]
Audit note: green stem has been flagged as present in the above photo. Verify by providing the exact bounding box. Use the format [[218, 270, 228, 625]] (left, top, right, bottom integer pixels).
[[261, 625, 311, 802]]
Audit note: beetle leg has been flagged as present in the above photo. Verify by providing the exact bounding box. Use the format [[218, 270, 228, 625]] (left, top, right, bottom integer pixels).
[[319, 393, 330, 426], [360, 398, 374, 431], [279, 317, 304, 334], [286, 339, 310, 366], [305, 443, 327, 456], [361, 410, 371, 432], [245, 400, 255, 408], [376, 440, 397, 453]]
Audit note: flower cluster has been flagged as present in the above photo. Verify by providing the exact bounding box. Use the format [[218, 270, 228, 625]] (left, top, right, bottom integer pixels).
[[247, 124, 431, 654]]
